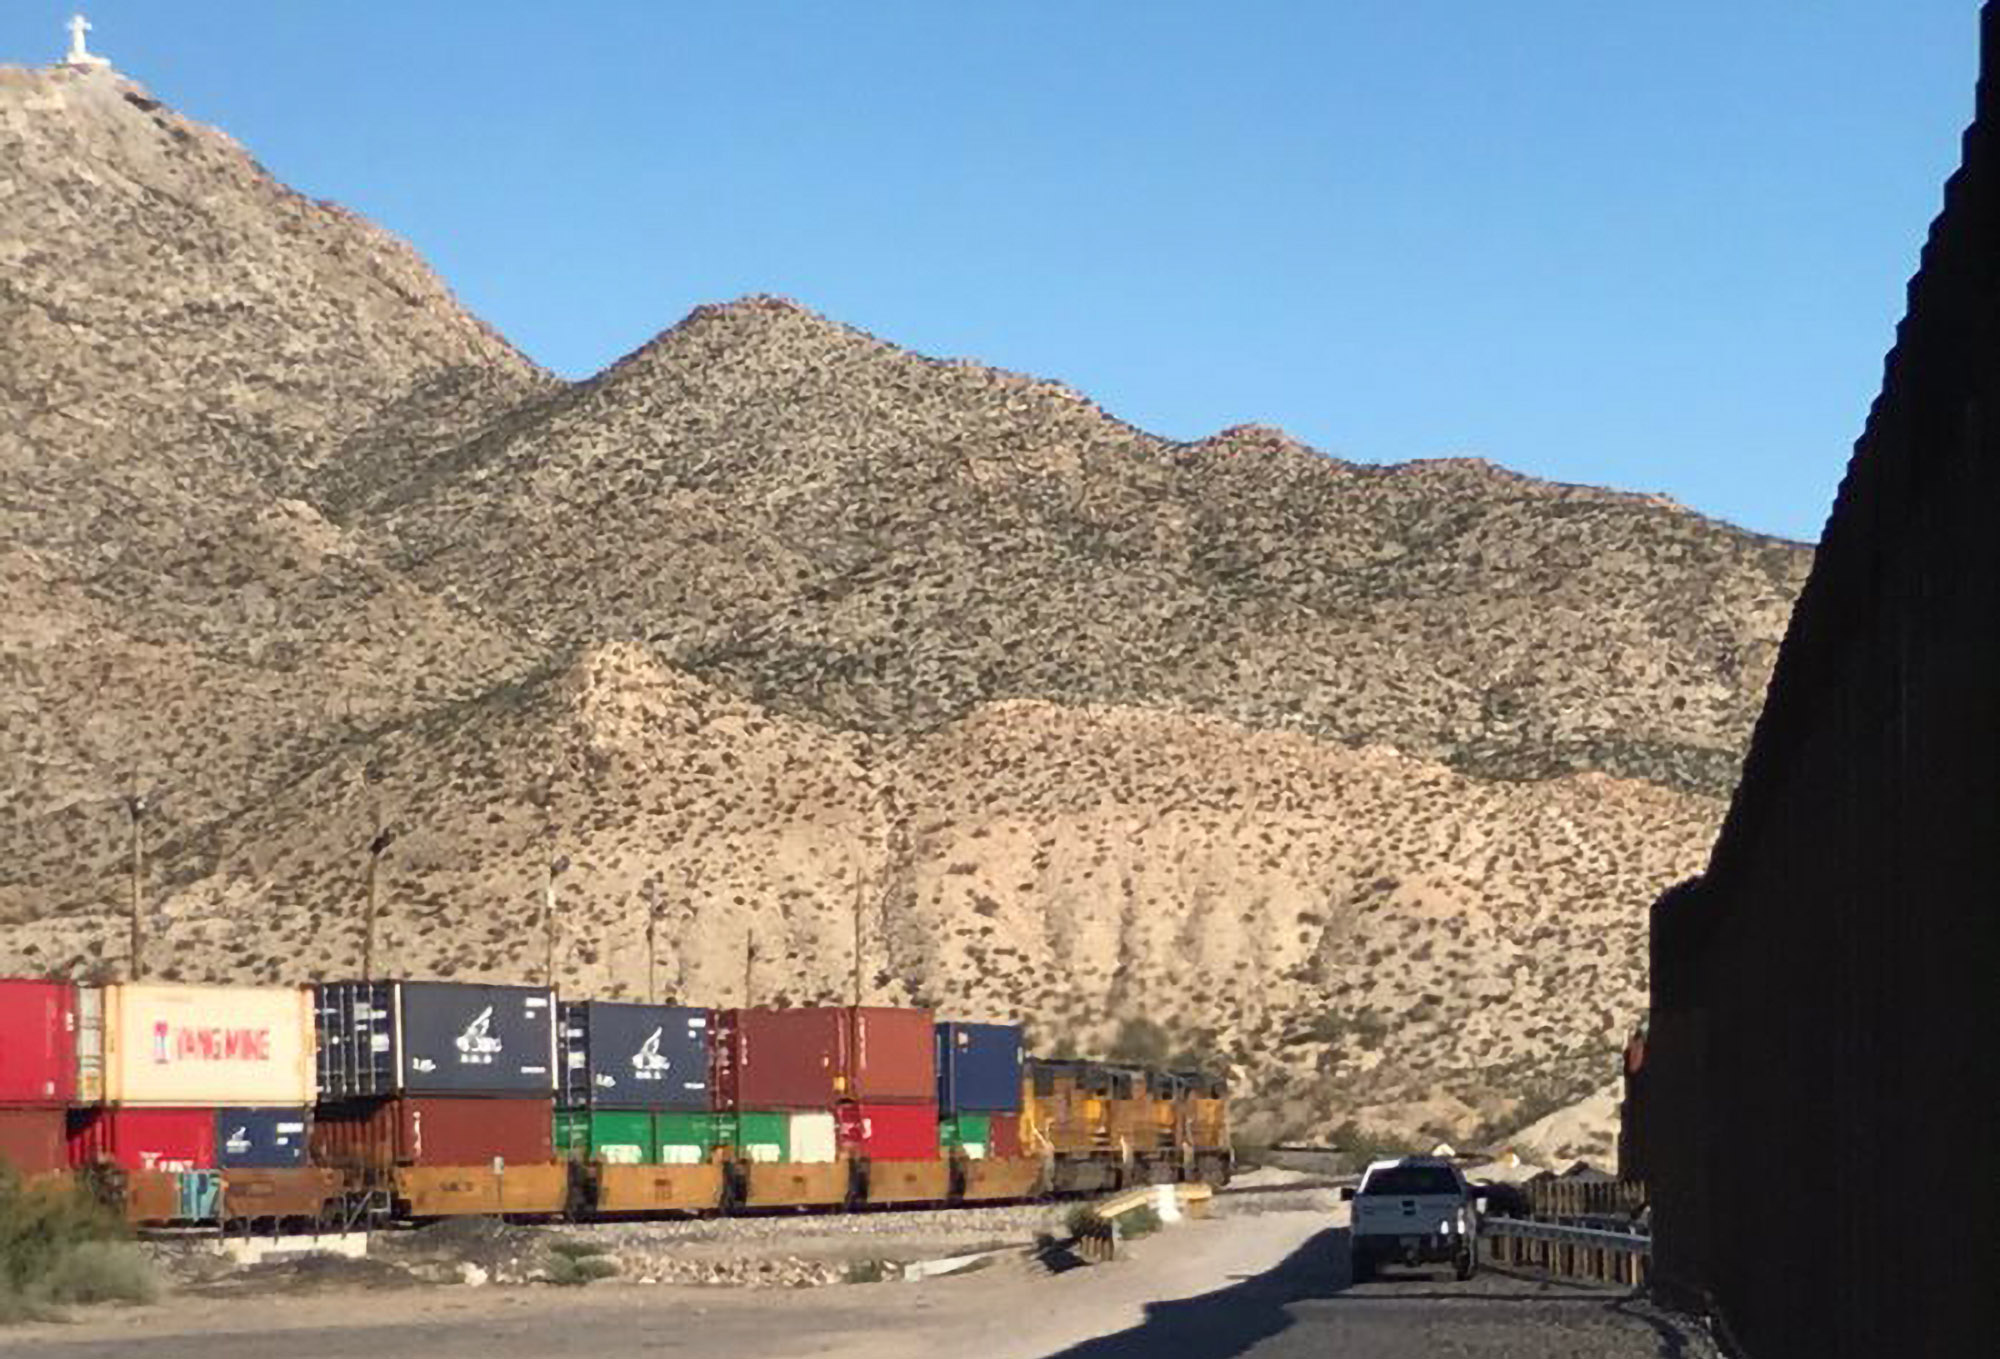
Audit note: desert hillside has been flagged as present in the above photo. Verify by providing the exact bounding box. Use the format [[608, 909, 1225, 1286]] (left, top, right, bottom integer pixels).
[[0, 62, 1811, 1143]]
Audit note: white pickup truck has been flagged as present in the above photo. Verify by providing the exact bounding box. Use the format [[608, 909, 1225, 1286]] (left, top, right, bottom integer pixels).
[[1340, 1156, 1479, 1282]]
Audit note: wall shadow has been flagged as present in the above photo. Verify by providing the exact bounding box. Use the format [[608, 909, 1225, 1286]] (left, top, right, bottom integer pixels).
[[1037, 1226, 1352, 1359], [1037, 1228, 1656, 1359]]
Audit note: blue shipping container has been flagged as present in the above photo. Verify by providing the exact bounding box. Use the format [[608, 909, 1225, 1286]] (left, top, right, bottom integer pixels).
[[935, 1022, 1023, 1112], [214, 1107, 310, 1168], [559, 1001, 713, 1110]]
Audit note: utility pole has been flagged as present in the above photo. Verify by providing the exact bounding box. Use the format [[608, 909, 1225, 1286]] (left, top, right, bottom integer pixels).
[[544, 854, 570, 992], [642, 878, 660, 1004], [124, 790, 150, 982], [362, 798, 395, 981], [851, 869, 866, 1008]]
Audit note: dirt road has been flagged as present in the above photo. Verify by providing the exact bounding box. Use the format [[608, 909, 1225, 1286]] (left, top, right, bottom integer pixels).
[[0, 1205, 1711, 1359]]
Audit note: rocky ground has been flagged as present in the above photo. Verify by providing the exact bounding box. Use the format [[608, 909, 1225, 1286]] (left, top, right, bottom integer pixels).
[[6, 1191, 1712, 1359]]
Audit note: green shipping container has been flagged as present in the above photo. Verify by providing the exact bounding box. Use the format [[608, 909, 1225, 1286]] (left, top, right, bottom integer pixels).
[[554, 1109, 658, 1166], [654, 1112, 723, 1164], [718, 1112, 791, 1163], [939, 1113, 991, 1149]]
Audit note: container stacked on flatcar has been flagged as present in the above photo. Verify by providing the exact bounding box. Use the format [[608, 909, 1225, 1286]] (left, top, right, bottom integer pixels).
[[8, 966, 1232, 1226], [556, 1000, 723, 1214], [935, 1021, 1039, 1200], [718, 1005, 942, 1207], [60, 982, 322, 1223], [0, 980, 76, 1182], [313, 980, 562, 1217]]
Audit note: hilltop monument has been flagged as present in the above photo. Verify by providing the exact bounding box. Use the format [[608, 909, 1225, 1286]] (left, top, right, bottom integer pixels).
[[64, 12, 110, 70]]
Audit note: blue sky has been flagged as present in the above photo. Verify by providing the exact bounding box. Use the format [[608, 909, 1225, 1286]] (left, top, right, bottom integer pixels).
[[7, 3, 1978, 541]]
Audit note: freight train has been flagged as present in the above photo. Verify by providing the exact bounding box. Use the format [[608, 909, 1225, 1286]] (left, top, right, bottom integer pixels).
[[0, 978, 1231, 1229]]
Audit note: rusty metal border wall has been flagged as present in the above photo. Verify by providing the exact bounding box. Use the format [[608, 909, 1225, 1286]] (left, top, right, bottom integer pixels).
[[1640, 8, 2000, 1355]]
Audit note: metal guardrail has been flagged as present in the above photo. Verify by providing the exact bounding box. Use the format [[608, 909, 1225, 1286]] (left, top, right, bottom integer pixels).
[[1480, 1216, 1651, 1288], [1071, 1183, 1214, 1262]]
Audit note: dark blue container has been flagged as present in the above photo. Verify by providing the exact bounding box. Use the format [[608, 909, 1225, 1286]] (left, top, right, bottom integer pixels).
[[935, 1022, 1024, 1112], [559, 1001, 713, 1110], [214, 1107, 310, 1168]]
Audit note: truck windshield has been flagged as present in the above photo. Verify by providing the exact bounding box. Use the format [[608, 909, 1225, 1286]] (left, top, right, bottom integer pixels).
[[1360, 1166, 1462, 1197]]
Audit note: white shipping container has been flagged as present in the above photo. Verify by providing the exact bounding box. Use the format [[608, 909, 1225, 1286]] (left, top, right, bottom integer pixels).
[[80, 983, 316, 1107], [787, 1111, 838, 1164]]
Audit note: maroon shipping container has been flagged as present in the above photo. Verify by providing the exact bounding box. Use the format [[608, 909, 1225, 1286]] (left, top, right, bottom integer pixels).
[[0, 1108, 67, 1175], [720, 1008, 844, 1110], [721, 1006, 935, 1110], [68, 1107, 215, 1173], [837, 1102, 939, 1161], [988, 1111, 1023, 1160], [0, 980, 77, 1106], [312, 1097, 553, 1168]]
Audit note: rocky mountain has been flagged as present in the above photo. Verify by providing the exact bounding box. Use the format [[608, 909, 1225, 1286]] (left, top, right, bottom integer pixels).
[[1, 64, 552, 920], [0, 61, 1813, 1143], [366, 298, 1802, 800]]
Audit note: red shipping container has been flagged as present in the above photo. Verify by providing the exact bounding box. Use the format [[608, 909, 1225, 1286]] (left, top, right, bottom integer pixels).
[[68, 1107, 214, 1173], [846, 1007, 935, 1103], [837, 1102, 939, 1161], [0, 980, 77, 1106], [312, 1097, 553, 1168], [987, 1111, 1023, 1159], [0, 1108, 67, 1175]]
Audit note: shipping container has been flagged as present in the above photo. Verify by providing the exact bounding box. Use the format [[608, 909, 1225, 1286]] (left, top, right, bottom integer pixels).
[[311, 1096, 553, 1168], [214, 1107, 309, 1169], [558, 1001, 711, 1110], [988, 1111, 1023, 1159], [837, 1102, 938, 1161], [316, 981, 556, 1099], [0, 1107, 66, 1175], [934, 1022, 1023, 1112], [720, 1006, 934, 1109], [69, 1107, 215, 1173], [77, 983, 315, 1108], [655, 1111, 723, 1164], [788, 1111, 838, 1163], [554, 1109, 657, 1165], [717, 1111, 790, 1163], [718, 1007, 844, 1110], [0, 980, 77, 1106], [846, 1007, 935, 1103], [938, 1112, 991, 1151]]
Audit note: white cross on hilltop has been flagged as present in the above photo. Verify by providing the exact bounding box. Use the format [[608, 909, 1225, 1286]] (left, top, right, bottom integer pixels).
[[65, 12, 111, 69]]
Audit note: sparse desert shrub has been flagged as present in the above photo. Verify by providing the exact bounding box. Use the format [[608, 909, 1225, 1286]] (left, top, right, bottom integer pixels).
[[1330, 1121, 1410, 1168], [0, 1170, 154, 1320], [543, 1242, 618, 1286], [1119, 1203, 1164, 1238]]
